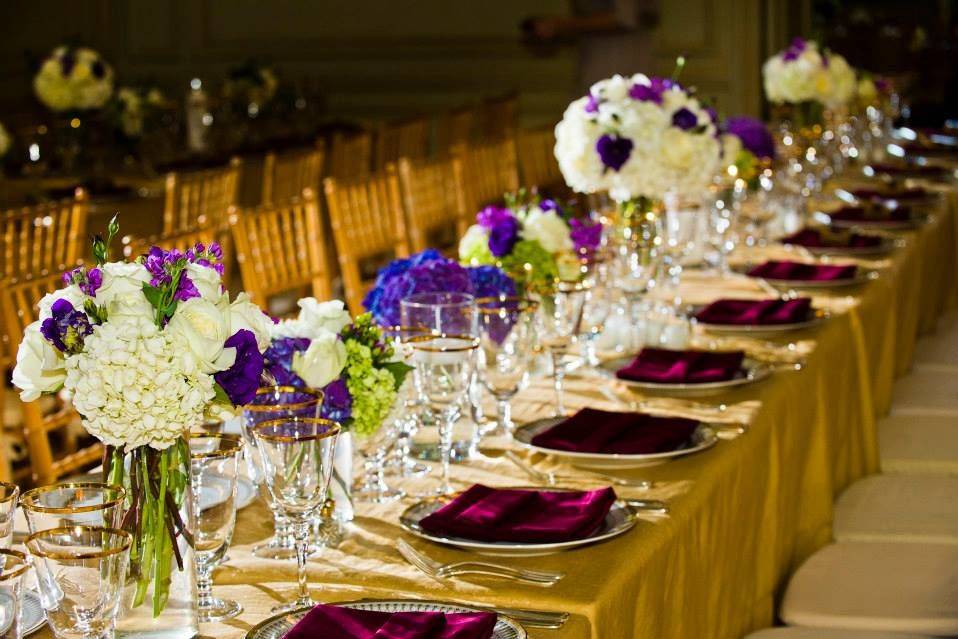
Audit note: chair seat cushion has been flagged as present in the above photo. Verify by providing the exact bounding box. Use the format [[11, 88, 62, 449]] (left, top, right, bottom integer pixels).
[[879, 414, 958, 474], [891, 369, 958, 416], [745, 628, 932, 638], [834, 474, 958, 543], [781, 542, 958, 635]]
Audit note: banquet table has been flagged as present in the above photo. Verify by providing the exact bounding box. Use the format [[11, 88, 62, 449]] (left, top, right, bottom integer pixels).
[[26, 181, 956, 639]]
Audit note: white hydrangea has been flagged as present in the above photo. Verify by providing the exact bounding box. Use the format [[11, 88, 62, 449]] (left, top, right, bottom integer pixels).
[[823, 53, 856, 108], [521, 207, 573, 254], [763, 39, 856, 108], [65, 316, 215, 450], [33, 46, 114, 112]]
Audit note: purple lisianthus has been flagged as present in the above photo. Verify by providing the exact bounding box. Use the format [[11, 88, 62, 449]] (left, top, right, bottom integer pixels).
[[629, 77, 674, 104], [671, 107, 699, 131], [584, 93, 600, 113], [725, 116, 776, 160], [467, 265, 517, 300], [40, 299, 92, 355], [782, 37, 806, 62], [476, 205, 514, 230], [596, 134, 633, 172], [488, 217, 520, 257], [214, 330, 265, 405], [320, 378, 353, 425], [62, 266, 102, 297], [538, 198, 559, 213], [263, 336, 312, 387], [185, 242, 225, 276], [569, 217, 603, 256]]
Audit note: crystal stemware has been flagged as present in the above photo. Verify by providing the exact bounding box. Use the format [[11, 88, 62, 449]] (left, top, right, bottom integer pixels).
[[189, 432, 244, 622], [351, 426, 403, 503], [538, 281, 589, 417], [381, 325, 430, 478], [26, 526, 131, 639], [252, 417, 340, 612], [19, 483, 125, 535], [0, 482, 18, 549], [0, 549, 30, 639]]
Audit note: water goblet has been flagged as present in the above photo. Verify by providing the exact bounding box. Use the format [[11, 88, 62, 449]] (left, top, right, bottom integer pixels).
[[352, 426, 403, 503], [0, 483, 19, 548], [538, 281, 589, 417], [380, 326, 430, 478], [26, 526, 131, 639], [19, 483, 125, 535], [189, 433, 244, 622], [0, 549, 30, 639], [252, 417, 340, 612]]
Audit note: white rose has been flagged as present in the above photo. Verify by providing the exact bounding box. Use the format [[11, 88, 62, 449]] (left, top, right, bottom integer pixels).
[[521, 209, 573, 254], [105, 292, 155, 322], [185, 263, 224, 302], [165, 298, 234, 373], [291, 331, 347, 389], [297, 298, 351, 336], [12, 322, 66, 402], [39, 285, 87, 320], [458, 224, 492, 263], [229, 292, 272, 351], [269, 317, 309, 340], [95, 262, 150, 308]]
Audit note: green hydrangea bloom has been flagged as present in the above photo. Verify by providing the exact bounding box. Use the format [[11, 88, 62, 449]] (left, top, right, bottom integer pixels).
[[343, 339, 399, 438], [499, 239, 558, 295]]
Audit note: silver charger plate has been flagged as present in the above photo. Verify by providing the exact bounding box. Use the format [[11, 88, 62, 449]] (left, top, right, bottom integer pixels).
[[400, 494, 637, 557], [512, 417, 717, 469], [246, 599, 526, 639], [598, 356, 771, 397], [694, 307, 830, 336]]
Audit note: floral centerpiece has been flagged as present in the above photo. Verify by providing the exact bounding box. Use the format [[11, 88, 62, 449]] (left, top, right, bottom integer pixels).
[[112, 87, 168, 139], [719, 116, 776, 186], [458, 191, 602, 293], [762, 38, 857, 124], [12, 219, 270, 625], [33, 46, 114, 112]]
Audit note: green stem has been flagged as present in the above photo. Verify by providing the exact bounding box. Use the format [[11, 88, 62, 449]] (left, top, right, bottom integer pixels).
[[153, 449, 171, 617]]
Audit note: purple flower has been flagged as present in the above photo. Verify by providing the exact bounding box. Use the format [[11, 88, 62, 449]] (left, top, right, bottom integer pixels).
[[488, 217, 520, 257], [671, 107, 699, 131], [186, 242, 225, 276], [174, 273, 200, 302], [40, 299, 92, 355], [538, 199, 559, 213], [476, 206, 514, 230], [596, 134, 633, 172], [467, 265, 517, 300], [584, 93, 600, 113], [320, 378, 353, 425], [569, 217, 603, 256], [725, 116, 776, 159], [62, 267, 102, 297], [782, 37, 807, 62], [629, 77, 674, 104], [214, 330, 265, 406], [263, 337, 312, 387]]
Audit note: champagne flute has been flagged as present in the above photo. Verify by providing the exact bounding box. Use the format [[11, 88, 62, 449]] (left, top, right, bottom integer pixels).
[[538, 281, 589, 417]]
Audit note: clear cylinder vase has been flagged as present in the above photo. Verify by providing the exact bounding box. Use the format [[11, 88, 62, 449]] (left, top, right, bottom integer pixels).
[[330, 430, 354, 523]]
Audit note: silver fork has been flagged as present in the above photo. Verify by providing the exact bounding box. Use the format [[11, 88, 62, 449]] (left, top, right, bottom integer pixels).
[[504, 451, 652, 489], [397, 539, 565, 586]]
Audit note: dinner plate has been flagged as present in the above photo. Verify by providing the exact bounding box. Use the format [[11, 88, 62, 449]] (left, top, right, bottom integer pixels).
[[399, 494, 637, 557], [512, 417, 717, 469], [693, 306, 830, 336], [598, 356, 771, 397], [246, 599, 526, 639], [69, 473, 256, 511], [778, 236, 900, 257]]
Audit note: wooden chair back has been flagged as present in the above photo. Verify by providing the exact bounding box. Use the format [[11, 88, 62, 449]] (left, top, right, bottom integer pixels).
[[0, 272, 101, 485], [453, 138, 520, 218], [262, 144, 324, 206], [397, 156, 468, 253], [375, 116, 430, 168], [517, 125, 564, 193], [323, 168, 410, 315], [481, 92, 519, 141], [163, 158, 241, 235], [328, 131, 373, 180], [229, 188, 332, 310], [123, 227, 220, 261], [436, 105, 477, 156], [0, 187, 88, 280]]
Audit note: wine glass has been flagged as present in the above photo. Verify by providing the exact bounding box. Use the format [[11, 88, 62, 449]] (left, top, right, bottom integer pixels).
[[189, 433, 244, 622], [0, 482, 18, 549], [409, 334, 479, 495], [538, 281, 589, 417], [476, 297, 537, 436], [252, 417, 339, 612], [242, 386, 323, 560], [352, 426, 403, 503], [19, 483, 125, 534], [381, 325, 430, 479]]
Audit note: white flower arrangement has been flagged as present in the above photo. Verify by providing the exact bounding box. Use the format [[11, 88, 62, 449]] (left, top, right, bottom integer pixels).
[[33, 46, 114, 112], [554, 73, 721, 203], [763, 38, 856, 109]]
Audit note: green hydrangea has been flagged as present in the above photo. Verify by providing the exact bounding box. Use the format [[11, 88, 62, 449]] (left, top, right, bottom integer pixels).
[[343, 339, 399, 438], [499, 239, 558, 295]]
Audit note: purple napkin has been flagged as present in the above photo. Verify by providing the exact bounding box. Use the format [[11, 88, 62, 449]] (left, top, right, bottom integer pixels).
[[868, 163, 948, 178], [829, 206, 911, 224], [284, 603, 497, 639], [851, 188, 929, 202], [779, 228, 882, 249], [747, 260, 857, 282], [530, 407, 699, 454], [694, 298, 812, 325], [419, 484, 616, 543], [616, 348, 745, 384]]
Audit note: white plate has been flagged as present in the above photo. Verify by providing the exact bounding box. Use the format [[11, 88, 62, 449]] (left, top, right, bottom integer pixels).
[[598, 356, 771, 397], [694, 307, 830, 336], [512, 417, 717, 469], [399, 495, 637, 557], [246, 599, 526, 639]]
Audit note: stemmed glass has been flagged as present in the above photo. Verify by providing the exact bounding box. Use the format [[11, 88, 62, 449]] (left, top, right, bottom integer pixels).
[[381, 325, 430, 478], [352, 427, 403, 503], [0, 482, 18, 548], [19, 483, 125, 533], [26, 526, 131, 639], [189, 433, 244, 622], [538, 281, 589, 417], [242, 386, 323, 560], [476, 297, 537, 436], [252, 417, 340, 612], [409, 334, 479, 495]]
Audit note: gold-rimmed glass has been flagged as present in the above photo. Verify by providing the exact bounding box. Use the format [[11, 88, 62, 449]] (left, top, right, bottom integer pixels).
[[19, 483, 125, 535], [476, 297, 538, 436], [0, 549, 31, 639], [26, 526, 131, 639], [0, 483, 19, 549], [538, 280, 590, 417], [252, 417, 340, 612], [189, 433, 244, 622], [409, 334, 479, 495], [242, 386, 323, 560]]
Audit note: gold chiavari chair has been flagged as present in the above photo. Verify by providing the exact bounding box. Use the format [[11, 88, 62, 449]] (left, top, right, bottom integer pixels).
[[517, 125, 565, 194], [261, 143, 325, 206], [328, 131, 373, 180], [0, 272, 100, 486], [323, 168, 410, 315], [436, 105, 477, 156], [453, 137, 520, 220], [163, 157, 241, 235], [229, 188, 332, 312], [123, 227, 220, 261], [480, 92, 519, 142], [374, 116, 431, 169], [397, 156, 468, 254], [0, 187, 88, 280]]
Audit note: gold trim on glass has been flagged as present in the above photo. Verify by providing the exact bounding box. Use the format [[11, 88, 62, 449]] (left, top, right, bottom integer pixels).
[[20, 483, 126, 515], [25, 526, 132, 560], [188, 432, 244, 459], [244, 386, 325, 413], [399, 292, 476, 310], [406, 334, 480, 352], [0, 549, 30, 580], [0, 481, 19, 504], [252, 417, 341, 443]]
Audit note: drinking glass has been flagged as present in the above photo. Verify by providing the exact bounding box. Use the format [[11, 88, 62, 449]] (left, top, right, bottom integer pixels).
[[189, 433, 244, 622], [476, 297, 537, 436], [252, 417, 340, 612], [352, 426, 403, 503], [409, 334, 479, 495], [381, 326, 430, 478], [0, 483, 19, 548], [538, 281, 589, 417], [0, 549, 30, 639], [19, 483, 125, 534], [242, 386, 323, 560], [26, 526, 131, 639]]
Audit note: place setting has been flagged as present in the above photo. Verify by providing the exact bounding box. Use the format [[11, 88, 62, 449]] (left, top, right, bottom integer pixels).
[[731, 258, 878, 290], [690, 295, 830, 336], [776, 226, 900, 257]]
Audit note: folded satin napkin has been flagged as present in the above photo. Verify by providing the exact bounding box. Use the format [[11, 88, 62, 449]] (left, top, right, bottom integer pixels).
[[530, 407, 699, 454], [694, 298, 812, 325], [283, 603, 498, 639], [779, 228, 882, 249], [419, 484, 617, 543], [615, 347, 745, 384], [850, 188, 928, 201], [829, 206, 911, 224], [747, 260, 857, 282], [868, 163, 948, 177]]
